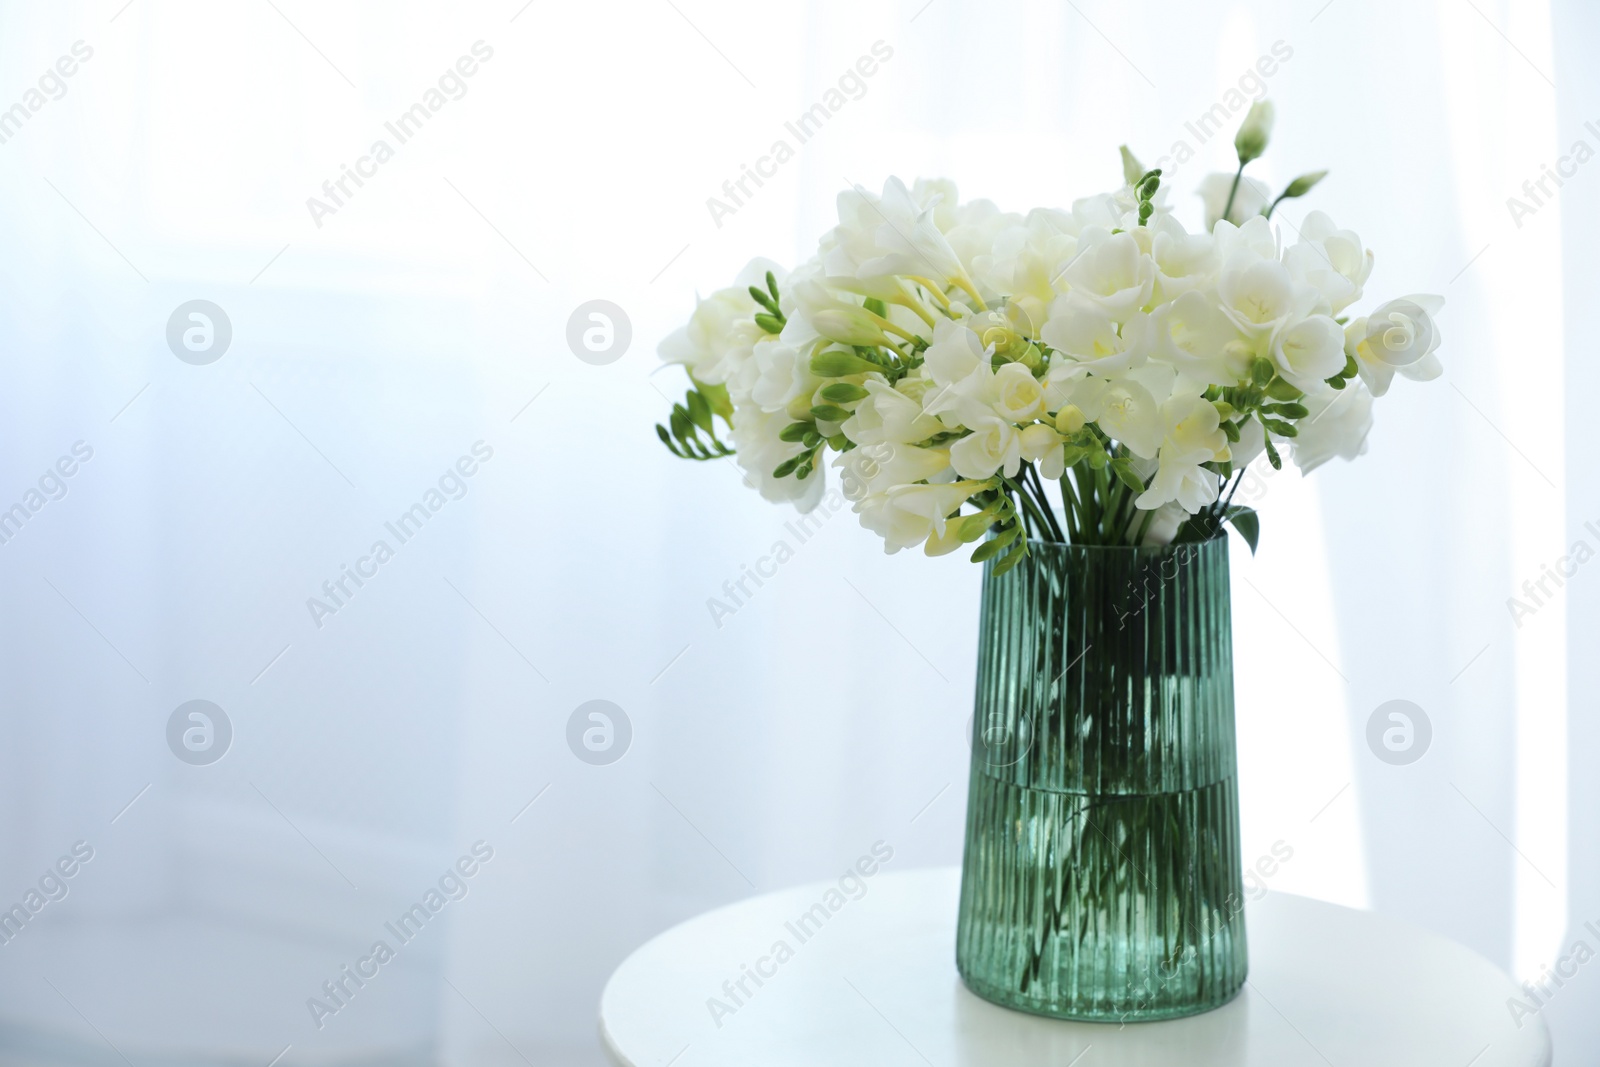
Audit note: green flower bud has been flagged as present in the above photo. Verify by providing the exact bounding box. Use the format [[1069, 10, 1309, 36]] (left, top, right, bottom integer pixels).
[[809, 348, 882, 377], [1280, 169, 1328, 200], [812, 308, 888, 347], [1235, 100, 1275, 164]]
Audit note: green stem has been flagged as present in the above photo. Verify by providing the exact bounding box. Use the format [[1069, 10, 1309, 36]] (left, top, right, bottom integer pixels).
[[1025, 464, 1066, 543], [1059, 471, 1083, 543], [1132, 506, 1156, 546], [1220, 161, 1246, 225]]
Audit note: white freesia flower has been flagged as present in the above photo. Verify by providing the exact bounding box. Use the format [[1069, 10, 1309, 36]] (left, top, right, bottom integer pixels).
[[1230, 414, 1267, 468], [923, 318, 985, 387], [733, 406, 825, 511], [735, 338, 819, 415], [1019, 422, 1065, 478], [840, 377, 943, 446], [826, 177, 976, 297], [923, 358, 1007, 433], [1061, 229, 1155, 323], [950, 416, 1023, 480], [657, 151, 1443, 557], [1198, 173, 1271, 229], [971, 208, 1079, 326], [1271, 313, 1347, 390], [1347, 294, 1445, 397], [1150, 216, 1217, 303], [855, 480, 984, 554], [1137, 455, 1220, 512], [1283, 211, 1373, 314], [1216, 256, 1304, 346], [836, 442, 951, 498], [1135, 396, 1229, 510], [1212, 215, 1280, 265], [1148, 291, 1251, 386], [1293, 383, 1375, 473], [1088, 377, 1163, 459], [659, 257, 786, 385], [992, 362, 1046, 422], [1142, 501, 1190, 546], [1041, 297, 1150, 377]]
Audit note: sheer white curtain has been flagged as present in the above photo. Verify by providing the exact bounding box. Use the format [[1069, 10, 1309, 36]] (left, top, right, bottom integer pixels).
[[0, 0, 1590, 1063]]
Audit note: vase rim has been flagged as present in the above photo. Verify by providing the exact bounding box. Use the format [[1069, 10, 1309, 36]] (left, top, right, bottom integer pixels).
[[1021, 530, 1229, 553]]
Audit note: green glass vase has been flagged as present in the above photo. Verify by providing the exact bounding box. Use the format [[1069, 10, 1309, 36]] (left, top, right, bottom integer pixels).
[[955, 533, 1247, 1021]]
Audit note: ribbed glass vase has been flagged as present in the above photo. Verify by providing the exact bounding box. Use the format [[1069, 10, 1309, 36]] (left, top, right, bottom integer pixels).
[[955, 533, 1247, 1021]]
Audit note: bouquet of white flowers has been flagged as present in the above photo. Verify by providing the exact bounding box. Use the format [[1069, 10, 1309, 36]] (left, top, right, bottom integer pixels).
[[655, 103, 1443, 573]]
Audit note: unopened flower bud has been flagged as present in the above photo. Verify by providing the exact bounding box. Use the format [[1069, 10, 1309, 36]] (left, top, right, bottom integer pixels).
[[1120, 145, 1145, 187], [812, 307, 888, 347], [1235, 101, 1275, 164], [1055, 404, 1086, 435]]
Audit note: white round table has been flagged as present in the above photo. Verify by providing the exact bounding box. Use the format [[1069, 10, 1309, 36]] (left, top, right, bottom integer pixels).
[[600, 867, 1550, 1066]]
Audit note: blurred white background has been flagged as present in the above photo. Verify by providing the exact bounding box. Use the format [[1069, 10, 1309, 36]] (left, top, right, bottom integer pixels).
[[0, 0, 1594, 1062]]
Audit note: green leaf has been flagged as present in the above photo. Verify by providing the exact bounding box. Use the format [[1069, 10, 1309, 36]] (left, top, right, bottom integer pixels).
[[685, 390, 713, 433], [1265, 379, 1304, 401], [810, 349, 881, 377], [1226, 505, 1260, 555], [1110, 457, 1146, 493], [971, 525, 1020, 563], [970, 537, 1007, 563], [1220, 419, 1241, 443], [1250, 357, 1276, 386], [1263, 402, 1308, 419], [810, 404, 852, 423], [766, 270, 780, 304], [778, 421, 812, 443], [772, 456, 801, 478], [1261, 417, 1298, 438], [1263, 433, 1282, 470], [694, 378, 734, 419], [1326, 374, 1348, 390], [863, 297, 888, 318], [990, 540, 1029, 576], [669, 407, 690, 442], [754, 313, 784, 335], [1060, 445, 1093, 468], [820, 382, 869, 403], [958, 513, 993, 543]]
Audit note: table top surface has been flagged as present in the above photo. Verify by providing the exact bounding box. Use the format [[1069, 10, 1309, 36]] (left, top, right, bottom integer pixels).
[[599, 867, 1551, 1067]]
